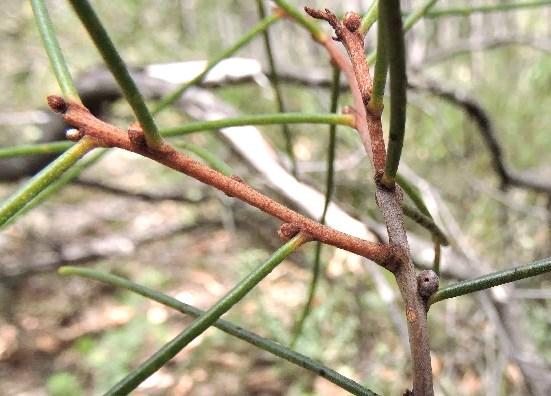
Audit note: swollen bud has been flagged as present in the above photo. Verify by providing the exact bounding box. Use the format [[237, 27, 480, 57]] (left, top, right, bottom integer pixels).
[[65, 128, 83, 141], [47, 95, 68, 113], [343, 12, 361, 32], [417, 270, 439, 299]]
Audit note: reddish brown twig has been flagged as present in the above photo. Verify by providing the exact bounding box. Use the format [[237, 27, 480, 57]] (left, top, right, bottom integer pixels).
[[305, 7, 386, 174], [47, 95, 398, 271]]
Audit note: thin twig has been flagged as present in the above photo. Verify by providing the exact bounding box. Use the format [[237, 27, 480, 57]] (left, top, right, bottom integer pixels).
[[291, 67, 341, 346], [48, 96, 396, 269], [255, 0, 297, 177]]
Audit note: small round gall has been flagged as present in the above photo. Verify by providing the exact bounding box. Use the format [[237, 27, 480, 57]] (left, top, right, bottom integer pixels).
[[343, 12, 361, 32], [417, 270, 439, 299]]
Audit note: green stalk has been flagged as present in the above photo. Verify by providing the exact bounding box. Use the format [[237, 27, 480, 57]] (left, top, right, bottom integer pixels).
[[401, 203, 448, 246], [272, 0, 323, 40], [0, 141, 73, 158], [360, 1, 379, 34], [161, 113, 354, 137], [366, 0, 440, 65], [367, 0, 388, 116], [104, 234, 310, 395], [0, 137, 96, 227], [379, 0, 407, 189], [174, 141, 233, 176], [429, 257, 551, 305], [395, 174, 449, 246], [153, 14, 281, 114], [291, 68, 341, 347], [30, 0, 80, 102], [59, 266, 378, 396], [403, 0, 439, 31], [0, 113, 353, 159], [68, 0, 163, 149], [425, 0, 551, 18], [2, 150, 105, 228], [255, 0, 297, 177], [395, 173, 431, 217]]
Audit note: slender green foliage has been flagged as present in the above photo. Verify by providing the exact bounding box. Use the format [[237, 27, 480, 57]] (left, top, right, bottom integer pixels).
[[425, 0, 551, 18], [379, 0, 407, 189], [153, 14, 281, 114], [0, 137, 96, 227], [161, 113, 354, 136], [255, 0, 297, 177], [272, 0, 323, 40], [2, 150, 105, 228], [430, 257, 551, 305], [402, 203, 448, 246], [291, 68, 341, 347], [368, 1, 388, 116], [0, 113, 354, 159], [366, 0, 440, 65], [68, 0, 163, 149], [59, 266, 378, 396], [0, 141, 73, 159], [396, 173, 431, 217], [360, 1, 379, 34], [30, 0, 80, 102], [403, 0, 439, 31], [104, 234, 310, 395]]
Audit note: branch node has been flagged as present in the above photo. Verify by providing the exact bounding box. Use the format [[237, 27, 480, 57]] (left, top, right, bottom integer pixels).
[[278, 222, 303, 241], [128, 122, 147, 150]]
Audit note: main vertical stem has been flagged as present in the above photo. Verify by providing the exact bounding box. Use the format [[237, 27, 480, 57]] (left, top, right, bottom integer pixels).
[[375, 188, 433, 395]]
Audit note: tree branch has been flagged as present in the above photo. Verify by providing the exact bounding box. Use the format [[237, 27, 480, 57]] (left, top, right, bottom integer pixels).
[[47, 95, 396, 269]]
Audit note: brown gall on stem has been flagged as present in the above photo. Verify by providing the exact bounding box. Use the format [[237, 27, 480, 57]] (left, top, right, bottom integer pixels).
[[417, 270, 439, 299], [47, 95, 68, 114], [343, 12, 361, 32]]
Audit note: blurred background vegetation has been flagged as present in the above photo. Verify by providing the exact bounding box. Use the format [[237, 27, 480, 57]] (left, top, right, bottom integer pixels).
[[0, 0, 550, 395]]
